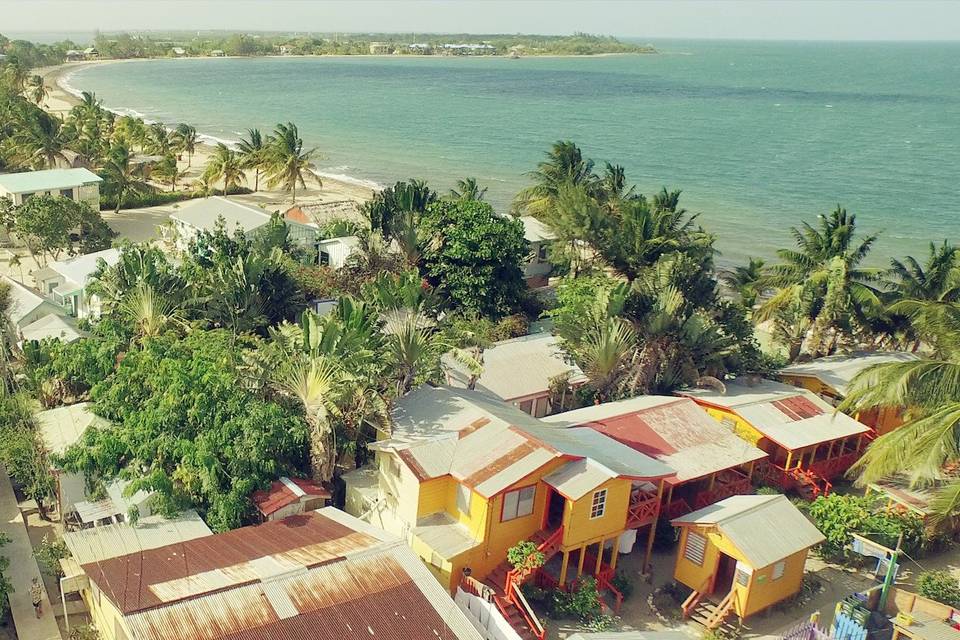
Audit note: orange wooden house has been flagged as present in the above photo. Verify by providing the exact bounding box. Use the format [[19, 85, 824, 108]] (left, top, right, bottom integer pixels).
[[543, 396, 768, 518], [680, 379, 871, 498], [778, 351, 918, 435]]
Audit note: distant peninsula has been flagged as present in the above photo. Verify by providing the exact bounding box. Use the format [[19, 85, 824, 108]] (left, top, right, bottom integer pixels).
[[0, 31, 655, 65]]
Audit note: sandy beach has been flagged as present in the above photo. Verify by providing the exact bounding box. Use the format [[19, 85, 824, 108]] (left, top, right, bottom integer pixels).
[[39, 61, 377, 209]]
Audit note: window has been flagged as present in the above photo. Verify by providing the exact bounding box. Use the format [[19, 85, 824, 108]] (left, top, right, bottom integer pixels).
[[771, 560, 786, 581], [683, 531, 707, 566], [319, 250, 331, 266], [60, 188, 74, 199], [590, 489, 607, 519], [537, 243, 549, 261], [735, 567, 751, 587], [518, 399, 534, 415], [502, 486, 535, 521], [457, 484, 471, 516]]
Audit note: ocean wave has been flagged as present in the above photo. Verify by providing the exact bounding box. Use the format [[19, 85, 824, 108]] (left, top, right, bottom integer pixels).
[[314, 169, 383, 191]]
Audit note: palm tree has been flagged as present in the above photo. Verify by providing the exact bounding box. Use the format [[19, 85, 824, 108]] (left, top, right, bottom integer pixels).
[[153, 154, 184, 192], [264, 122, 320, 203], [843, 348, 960, 522], [237, 128, 267, 192], [2, 56, 30, 92], [514, 140, 598, 217], [756, 207, 882, 357], [202, 144, 246, 196], [171, 123, 199, 167], [145, 123, 172, 155], [448, 177, 487, 202], [28, 75, 48, 106], [9, 111, 69, 169], [101, 144, 151, 213], [577, 316, 637, 402], [722, 257, 768, 309], [119, 282, 188, 340], [886, 241, 960, 303]]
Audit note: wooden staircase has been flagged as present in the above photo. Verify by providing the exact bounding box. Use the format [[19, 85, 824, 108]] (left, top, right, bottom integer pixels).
[[688, 590, 738, 632], [493, 594, 542, 640]]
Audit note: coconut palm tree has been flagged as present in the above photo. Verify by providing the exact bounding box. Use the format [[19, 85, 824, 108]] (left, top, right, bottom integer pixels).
[[9, 111, 69, 169], [145, 123, 172, 156], [756, 207, 883, 357], [101, 144, 151, 212], [843, 344, 960, 522], [2, 56, 30, 92], [153, 154, 185, 192], [886, 241, 960, 303], [264, 122, 320, 203], [722, 257, 768, 309], [514, 140, 598, 217], [171, 123, 199, 167], [202, 143, 245, 196], [448, 177, 487, 202], [237, 128, 267, 192], [28, 75, 48, 106]]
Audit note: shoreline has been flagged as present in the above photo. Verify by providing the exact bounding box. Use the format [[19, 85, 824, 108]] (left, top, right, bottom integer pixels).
[[41, 61, 380, 205]]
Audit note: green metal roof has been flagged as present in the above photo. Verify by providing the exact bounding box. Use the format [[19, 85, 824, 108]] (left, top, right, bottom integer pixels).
[[0, 169, 102, 194]]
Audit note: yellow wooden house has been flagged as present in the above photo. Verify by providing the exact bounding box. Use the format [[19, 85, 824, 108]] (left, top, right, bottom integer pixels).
[[778, 351, 918, 435], [672, 494, 825, 628], [351, 386, 673, 598], [681, 379, 870, 498]]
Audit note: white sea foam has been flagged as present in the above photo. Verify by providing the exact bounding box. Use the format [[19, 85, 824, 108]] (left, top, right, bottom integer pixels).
[[314, 169, 384, 191]]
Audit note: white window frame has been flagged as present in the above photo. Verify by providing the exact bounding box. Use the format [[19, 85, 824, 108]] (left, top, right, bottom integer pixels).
[[502, 486, 536, 522], [590, 488, 607, 519]]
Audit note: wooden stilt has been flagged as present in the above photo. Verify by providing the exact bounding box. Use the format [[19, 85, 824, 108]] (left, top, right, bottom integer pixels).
[[559, 550, 570, 585], [577, 545, 586, 577], [595, 540, 604, 575], [610, 543, 619, 570]]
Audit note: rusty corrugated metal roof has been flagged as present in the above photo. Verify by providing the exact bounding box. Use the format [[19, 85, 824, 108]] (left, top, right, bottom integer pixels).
[[251, 477, 331, 517], [85, 508, 483, 640]]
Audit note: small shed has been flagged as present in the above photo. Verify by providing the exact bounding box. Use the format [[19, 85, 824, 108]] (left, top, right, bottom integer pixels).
[[250, 476, 331, 522], [672, 494, 824, 626], [317, 235, 360, 269]]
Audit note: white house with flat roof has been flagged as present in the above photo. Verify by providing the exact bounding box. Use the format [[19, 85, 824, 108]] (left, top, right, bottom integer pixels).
[[0, 168, 102, 209], [170, 196, 319, 251], [33, 248, 121, 319]]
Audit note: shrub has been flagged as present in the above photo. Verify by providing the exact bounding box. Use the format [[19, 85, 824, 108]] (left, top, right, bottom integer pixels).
[[492, 314, 529, 340], [917, 571, 960, 608], [806, 494, 924, 563], [69, 625, 101, 640], [34, 534, 69, 577], [553, 576, 603, 622], [610, 571, 634, 600], [100, 185, 252, 211], [507, 540, 545, 572]]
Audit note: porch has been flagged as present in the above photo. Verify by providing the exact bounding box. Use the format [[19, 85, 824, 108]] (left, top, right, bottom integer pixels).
[[756, 434, 865, 499], [662, 466, 755, 518]]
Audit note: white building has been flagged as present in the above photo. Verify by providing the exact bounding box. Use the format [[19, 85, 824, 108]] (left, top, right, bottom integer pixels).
[[1, 275, 65, 330], [33, 247, 121, 319], [169, 196, 318, 252], [0, 168, 102, 208], [520, 215, 556, 286], [317, 235, 360, 268]]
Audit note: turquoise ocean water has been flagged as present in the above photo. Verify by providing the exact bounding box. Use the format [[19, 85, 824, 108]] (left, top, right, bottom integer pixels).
[[67, 40, 960, 265]]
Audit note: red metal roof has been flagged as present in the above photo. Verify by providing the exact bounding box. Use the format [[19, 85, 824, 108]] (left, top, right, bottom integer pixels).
[[283, 206, 311, 224], [251, 477, 331, 517], [771, 396, 825, 421]]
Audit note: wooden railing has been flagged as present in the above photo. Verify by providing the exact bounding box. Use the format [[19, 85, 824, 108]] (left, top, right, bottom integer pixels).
[[505, 526, 564, 591], [626, 489, 661, 528], [705, 589, 737, 629], [756, 460, 834, 498], [596, 566, 624, 613], [808, 452, 859, 482], [682, 577, 711, 617], [495, 586, 546, 640], [692, 470, 753, 510], [665, 498, 693, 519]]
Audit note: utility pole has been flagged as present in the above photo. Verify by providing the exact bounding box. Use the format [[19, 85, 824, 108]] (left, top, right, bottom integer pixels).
[[878, 532, 903, 612]]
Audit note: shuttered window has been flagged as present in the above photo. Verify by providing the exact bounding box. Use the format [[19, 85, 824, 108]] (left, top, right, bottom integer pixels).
[[735, 568, 750, 586], [683, 531, 707, 566], [772, 560, 786, 581]]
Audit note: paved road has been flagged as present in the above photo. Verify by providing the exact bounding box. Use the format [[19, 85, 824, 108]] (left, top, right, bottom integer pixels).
[[0, 466, 61, 640]]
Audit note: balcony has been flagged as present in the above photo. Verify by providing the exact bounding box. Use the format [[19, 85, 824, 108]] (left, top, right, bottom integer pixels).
[[691, 469, 753, 510], [626, 488, 660, 529]]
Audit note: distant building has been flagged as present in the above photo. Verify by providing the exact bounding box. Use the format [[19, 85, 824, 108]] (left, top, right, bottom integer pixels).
[[278, 44, 293, 55], [369, 42, 393, 55], [33, 247, 121, 319], [0, 167, 102, 208], [519, 215, 556, 286], [62, 507, 482, 640], [65, 49, 84, 61], [408, 43, 432, 54], [443, 332, 585, 416], [209, 49, 225, 57], [442, 43, 496, 56], [170, 196, 318, 252], [250, 476, 331, 522], [171, 46, 186, 56]]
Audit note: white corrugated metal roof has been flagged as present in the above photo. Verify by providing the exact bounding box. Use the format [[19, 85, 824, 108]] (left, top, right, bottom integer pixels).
[[543, 459, 616, 500], [736, 404, 868, 450], [46, 247, 121, 289], [681, 378, 817, 409], [447, 333, 585, 401], [63, 509, 212, 565], [544, 396, 681, 424], [519, 216, 556, 243], [0, 168, 101, 193], [411, 512, 481, 559], [1, 275, 61, 326], [19, 313, 84, 343], [171, 196, 272, 233], [780, 351, 920, 396], [672, 494, 825, 568], [36, 402, 108, 455]]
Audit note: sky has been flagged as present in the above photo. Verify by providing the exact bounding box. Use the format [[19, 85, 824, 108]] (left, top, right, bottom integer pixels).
[[2, 0, 959, 42]]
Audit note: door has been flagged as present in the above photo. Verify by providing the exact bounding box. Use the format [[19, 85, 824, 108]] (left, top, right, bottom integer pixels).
[[545, 488, 566, 531], [713, 552, 737, 596]]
